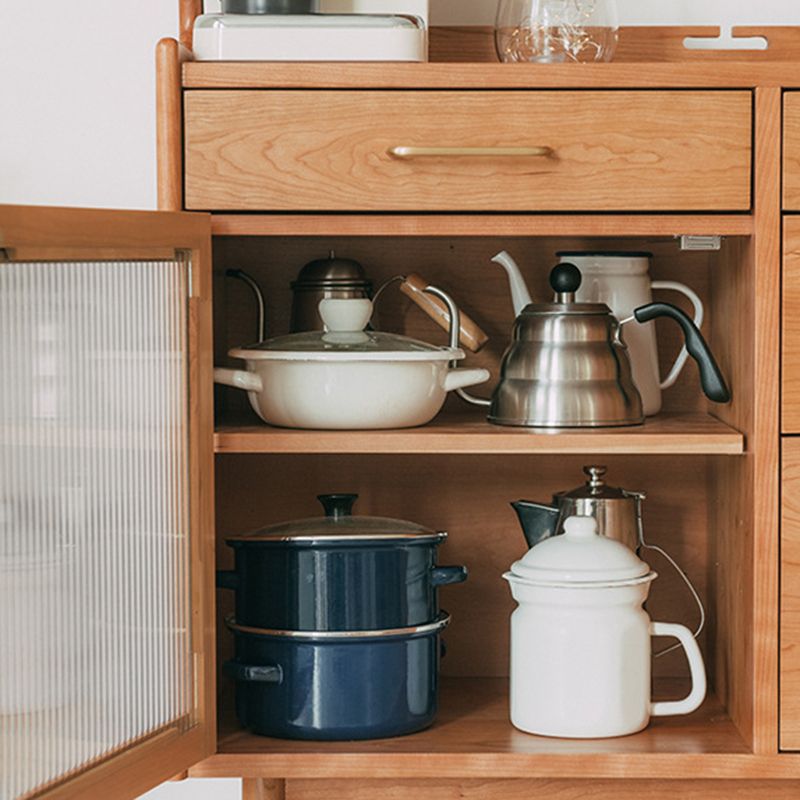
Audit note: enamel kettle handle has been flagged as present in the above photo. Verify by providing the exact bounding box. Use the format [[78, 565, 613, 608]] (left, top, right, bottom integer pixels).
[[632, 303, 730, 403], [649, 621, 707, 717]]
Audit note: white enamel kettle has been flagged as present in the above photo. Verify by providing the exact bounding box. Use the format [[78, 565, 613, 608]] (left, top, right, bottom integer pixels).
[[503, 516, 706, 739]]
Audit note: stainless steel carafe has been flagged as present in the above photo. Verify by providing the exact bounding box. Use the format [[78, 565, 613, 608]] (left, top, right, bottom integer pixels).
[[512, 465, 643, 550], [484, 262, 730, 427]]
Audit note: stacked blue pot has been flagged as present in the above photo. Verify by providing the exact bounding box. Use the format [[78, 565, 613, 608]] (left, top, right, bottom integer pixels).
[[218, 494, 467, 740]]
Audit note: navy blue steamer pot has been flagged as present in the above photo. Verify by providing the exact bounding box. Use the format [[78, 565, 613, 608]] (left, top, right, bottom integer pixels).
[[224, 613, 449, 740], [217, 494, 467, 631]]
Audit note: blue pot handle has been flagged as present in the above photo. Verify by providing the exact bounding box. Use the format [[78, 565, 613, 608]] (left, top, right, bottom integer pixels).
[[216, 570, 239, 590], [223, 660, 283, 684], [431, 565, 468, 586]]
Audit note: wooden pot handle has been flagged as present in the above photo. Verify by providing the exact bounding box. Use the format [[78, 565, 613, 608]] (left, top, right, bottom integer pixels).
[[400, 273, 489, 352]]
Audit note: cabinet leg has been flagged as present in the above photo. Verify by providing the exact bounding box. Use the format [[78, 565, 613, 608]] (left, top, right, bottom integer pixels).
[[243, 779, 286, 800]]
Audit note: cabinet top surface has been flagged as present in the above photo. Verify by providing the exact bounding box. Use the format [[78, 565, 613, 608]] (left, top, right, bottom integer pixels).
[[183, 60, 800, 90]]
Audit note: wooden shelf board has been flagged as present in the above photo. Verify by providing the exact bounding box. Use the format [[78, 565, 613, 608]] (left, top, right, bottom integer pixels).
[[187, 677, 799, 780], [214, 411, 744, 455], [210, 214, 753, 239], [183, 61, 800, 90]]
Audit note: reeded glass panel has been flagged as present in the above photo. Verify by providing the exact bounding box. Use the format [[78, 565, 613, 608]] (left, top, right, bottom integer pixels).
[[0, 259, 193, 800]]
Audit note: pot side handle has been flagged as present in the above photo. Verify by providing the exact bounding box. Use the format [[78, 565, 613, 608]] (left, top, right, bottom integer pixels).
[[223, 660, 283, 684], [431, 565, 468, 586], [214, 367, 263, 393], [444, 367, 491, 393], [649, 621, 707, 717]]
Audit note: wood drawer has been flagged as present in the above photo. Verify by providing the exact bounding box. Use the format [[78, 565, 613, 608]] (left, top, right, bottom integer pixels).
[[184, 90, 751, 212], [784, 218, 800, 432], [782, 437, 800, 749], [785, 93, 800, 209]]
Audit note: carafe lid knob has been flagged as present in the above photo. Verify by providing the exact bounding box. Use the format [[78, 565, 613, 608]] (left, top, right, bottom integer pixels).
[[549, 262, 582, 303]]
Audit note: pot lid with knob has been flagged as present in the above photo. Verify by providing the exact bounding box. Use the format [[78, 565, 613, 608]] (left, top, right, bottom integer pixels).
[[226, 493, 446, 545]]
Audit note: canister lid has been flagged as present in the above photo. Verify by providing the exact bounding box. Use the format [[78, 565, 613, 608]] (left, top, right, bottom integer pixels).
[[227, 493, 446, 545], [508, 516, 650, 585], [291, 251, 371, 290]]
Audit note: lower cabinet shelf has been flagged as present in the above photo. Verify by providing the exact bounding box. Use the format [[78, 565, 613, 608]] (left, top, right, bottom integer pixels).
[[186, 677, 800, 780]]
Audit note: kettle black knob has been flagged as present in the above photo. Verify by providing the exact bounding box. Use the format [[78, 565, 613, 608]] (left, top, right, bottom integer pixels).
[[550, 263, 582, 296], [317, 494, 358, 519]]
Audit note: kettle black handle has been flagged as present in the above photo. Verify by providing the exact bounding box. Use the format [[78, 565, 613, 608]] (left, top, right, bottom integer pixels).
[[549, 263, 582, 294], [632, 302, 731, 403], [317, 494, 358, 519]]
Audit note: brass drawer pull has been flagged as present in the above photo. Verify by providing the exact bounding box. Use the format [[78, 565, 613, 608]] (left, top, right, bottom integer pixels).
[[387, 145, 553, 159]]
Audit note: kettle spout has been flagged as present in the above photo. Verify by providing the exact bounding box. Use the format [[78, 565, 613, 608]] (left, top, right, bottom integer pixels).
[[491, 251, 533, 317], [511, 500, 560, 549]]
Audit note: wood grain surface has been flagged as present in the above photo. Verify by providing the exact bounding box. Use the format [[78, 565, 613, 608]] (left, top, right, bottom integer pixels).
[[184, 90, 751, 213], [430, 26, 800, 64], [781, 438, 800, 750], [783, 218, 800, 430], [283, 777, 800, 799], [214, 412, 742, 455], [210, 214, 754, 239], [785, 94, 800, 209], [189, 678, 800, 780], [156, 38, 185, 212]]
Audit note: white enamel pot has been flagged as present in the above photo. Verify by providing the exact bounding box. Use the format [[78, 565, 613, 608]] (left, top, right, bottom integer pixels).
[[503, 516, 706, 739], [215, 295, 490, 430]]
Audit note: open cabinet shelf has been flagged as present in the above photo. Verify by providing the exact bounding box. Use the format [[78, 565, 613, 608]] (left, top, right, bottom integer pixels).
[[214, 411, 745, 455], [192, 677, 777, 780]]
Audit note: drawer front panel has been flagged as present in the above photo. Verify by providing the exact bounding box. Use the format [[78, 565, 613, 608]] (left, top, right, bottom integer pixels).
[[784, 219, 800, 432], [785, 93, 800, 209], [184, 90, 751, 212], [782, 437, 800, 749]]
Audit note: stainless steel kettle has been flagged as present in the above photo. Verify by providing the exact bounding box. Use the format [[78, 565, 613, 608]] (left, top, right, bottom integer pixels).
[[463, 256, 730, 427], [512, 465, 643, 550]]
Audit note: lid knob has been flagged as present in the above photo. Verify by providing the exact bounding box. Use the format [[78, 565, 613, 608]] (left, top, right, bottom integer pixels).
[[318, 298, 373, 334], [317, 494, 358, 520], [550, 262, 582, 303], [562, 515, 598, 540], [583, 465, 607, 490]]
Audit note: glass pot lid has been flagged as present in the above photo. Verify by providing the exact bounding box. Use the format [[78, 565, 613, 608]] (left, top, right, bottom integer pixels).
[[226, 494, 446, 545], [508, 516, 650, 585], [230, 297, 462, 362]]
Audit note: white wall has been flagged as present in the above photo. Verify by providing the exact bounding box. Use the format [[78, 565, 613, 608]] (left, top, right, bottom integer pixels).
[[1, 1, 795, 798], [1, 0, 797, 211]]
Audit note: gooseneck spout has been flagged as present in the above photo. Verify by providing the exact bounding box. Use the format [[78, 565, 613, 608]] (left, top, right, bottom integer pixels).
[[511, 500, 561, 549], [491, 251, 533, 317]]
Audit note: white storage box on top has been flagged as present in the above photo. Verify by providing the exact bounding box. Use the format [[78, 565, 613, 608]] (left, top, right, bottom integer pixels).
[[193, 7, 428, 61]]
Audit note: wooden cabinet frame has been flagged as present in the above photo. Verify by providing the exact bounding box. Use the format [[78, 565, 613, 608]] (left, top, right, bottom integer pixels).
[[83, 13, 800, 800]]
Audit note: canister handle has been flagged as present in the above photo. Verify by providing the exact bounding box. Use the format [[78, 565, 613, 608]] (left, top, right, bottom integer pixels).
[[650, 281, 704, 390], [649, 621, 707, 717]]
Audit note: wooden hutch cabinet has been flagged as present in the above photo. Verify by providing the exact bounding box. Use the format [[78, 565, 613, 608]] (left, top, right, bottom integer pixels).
[[11, 7, 800, 800]]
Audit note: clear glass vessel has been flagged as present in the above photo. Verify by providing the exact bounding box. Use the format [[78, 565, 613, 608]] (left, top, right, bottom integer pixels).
[[495, 0, 619, 63]]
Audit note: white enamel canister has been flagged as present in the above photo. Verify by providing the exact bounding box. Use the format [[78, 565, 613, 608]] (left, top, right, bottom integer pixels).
[[503, 516, 706, 738], [558, 252, 704, 417]]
